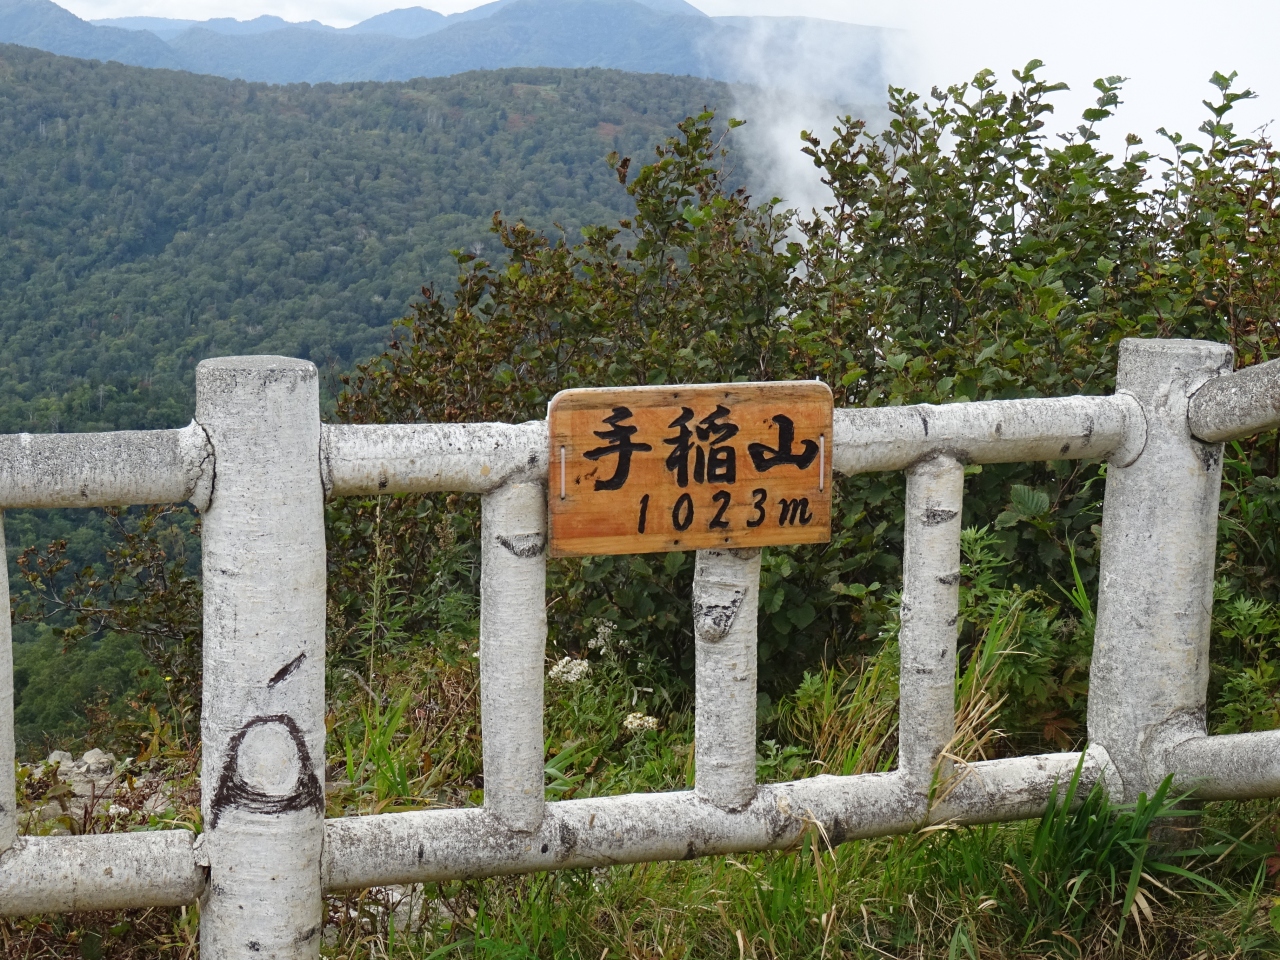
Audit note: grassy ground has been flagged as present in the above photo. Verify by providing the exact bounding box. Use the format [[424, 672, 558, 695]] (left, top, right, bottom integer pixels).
[[308, 635, 1280, 960], [7, 544, 1280, 958]]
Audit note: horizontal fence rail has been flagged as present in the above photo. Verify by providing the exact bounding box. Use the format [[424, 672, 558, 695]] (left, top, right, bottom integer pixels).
[[1, 338, 1279, 958]]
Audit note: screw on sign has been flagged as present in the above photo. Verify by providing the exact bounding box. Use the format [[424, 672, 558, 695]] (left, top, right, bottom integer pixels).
[[548, 382, 833, 557]]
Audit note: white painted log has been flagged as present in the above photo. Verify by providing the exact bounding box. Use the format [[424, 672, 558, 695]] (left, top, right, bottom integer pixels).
[[898, 455, 963, 790], [322, 751, 1104, 890], [694, 548, 762, 811], [322, 421, 547, 497], [832, 393, 1145, 476], [1088, 338, 1233, 800], [480, 482, 548, 832], [1172, 731, 1280, 800], [0, 831, 203, 915], [930, 747, 1115, 824], [1188, 355, 1280, 443], [0, 513, 12, 857], [322, 395, 1143, 495], [196, 357, 327, 959], [0, 422, 213, 509]]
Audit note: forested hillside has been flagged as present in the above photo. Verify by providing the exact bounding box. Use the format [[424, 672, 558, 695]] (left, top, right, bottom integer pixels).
[[0, 44, 729, 434]]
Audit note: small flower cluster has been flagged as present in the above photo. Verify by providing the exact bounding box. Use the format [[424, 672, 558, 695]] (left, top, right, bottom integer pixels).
[[591, 865, 609, 892], [548, 657, 591, 684], [433, 520, 457, 550], [587, 620, 621, 653], [623, 711, 659, 733]]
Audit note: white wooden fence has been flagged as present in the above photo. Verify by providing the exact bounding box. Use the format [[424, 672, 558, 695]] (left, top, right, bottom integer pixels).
[[0, 337, 1278, 957]]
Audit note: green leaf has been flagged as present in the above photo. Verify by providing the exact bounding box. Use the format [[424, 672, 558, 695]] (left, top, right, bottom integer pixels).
[[1010, 485, 1051, 518], [662, 552, 685, 577], [994, 510, 1022, 530], [787, 603, 817, 629]]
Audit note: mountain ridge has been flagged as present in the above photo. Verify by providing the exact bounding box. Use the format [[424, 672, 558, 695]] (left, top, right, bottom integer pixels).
[[3, 0, 883, 100], [0, 0, 181, 66]]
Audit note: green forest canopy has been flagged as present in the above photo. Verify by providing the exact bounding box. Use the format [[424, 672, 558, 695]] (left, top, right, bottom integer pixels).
[[0, 44, 729, 434]]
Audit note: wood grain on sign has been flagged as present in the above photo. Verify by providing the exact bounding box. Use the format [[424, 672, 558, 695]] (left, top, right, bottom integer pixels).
[[548, 382, 833, 557]]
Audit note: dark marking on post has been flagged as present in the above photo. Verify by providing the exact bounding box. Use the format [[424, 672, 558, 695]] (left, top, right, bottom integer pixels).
[[540, 843, 549, 853], [294, 925, 321, 945], [694, 591, 745, 642], [1082, 416, 1094, 443], [919, 412, 930, 437], [268, 653, 306, 688], [922, 507, 958, 526], [377, 475, 388, 490], [827, 816, 850, 846], [247, 942, 262, 953], [683, 841, 698, 861], [528, 451, 539, 467], [209, 714, 324, 829], [1060, 442, 1071, 455], [994, 422, 1003, 436], [554, 818, 578, 860], [417, 843, 425, 862], [1197, 442, 1221, 472], [947, 615, 958, 627], [496, 532, 546, 558], [936, 571, 961, 586]]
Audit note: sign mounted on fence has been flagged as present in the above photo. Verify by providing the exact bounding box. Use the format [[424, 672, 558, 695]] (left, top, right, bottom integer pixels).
[[547, 381, 833, 557]]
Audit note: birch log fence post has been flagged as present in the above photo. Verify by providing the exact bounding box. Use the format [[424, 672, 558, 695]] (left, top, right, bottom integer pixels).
[[694, 547, 763, 812], [898, 455, 964, 793], [0, 514, 13, 858], [480, 481, 549, 834], [196, 357, 328, 958], [1088, 339, 1233, 801]]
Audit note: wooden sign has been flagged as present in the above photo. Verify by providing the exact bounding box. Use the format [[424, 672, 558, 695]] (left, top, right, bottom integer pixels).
[[547, 381, 833, 557]]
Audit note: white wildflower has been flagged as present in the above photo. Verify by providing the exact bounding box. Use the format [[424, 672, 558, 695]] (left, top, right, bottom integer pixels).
[[587, 620, 617, 652], [107, 804, 130, 817], [591, 865, 609, 892], [623, 711, 658, 733], [548, 657, 591, 684]]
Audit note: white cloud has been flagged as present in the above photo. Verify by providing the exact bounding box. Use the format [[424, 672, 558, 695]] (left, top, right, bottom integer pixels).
[[888, 2, 1280, 156], [53, 0, 1280, 152]]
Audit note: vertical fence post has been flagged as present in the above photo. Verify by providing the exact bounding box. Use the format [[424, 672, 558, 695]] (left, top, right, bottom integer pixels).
[[196, 357, 327, 958], [694, 547, 761, 811], [1089, 338, 1233, 800], [898, 455, 964, 792], [0, 513, 14, 856], [480, 481, 548, 832]]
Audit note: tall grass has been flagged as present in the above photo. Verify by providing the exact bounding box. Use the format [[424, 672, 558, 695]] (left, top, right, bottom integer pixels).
[[314, 631, 1279, 958]]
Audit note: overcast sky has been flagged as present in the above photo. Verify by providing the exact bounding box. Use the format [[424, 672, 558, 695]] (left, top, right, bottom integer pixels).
[[55, 0, 1280, 155]]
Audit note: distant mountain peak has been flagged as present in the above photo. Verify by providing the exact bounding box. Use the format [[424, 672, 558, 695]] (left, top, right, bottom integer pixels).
[[5, 0, 880, 105], [346, 6, 446, 38], [628, 0, 706, 16]]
